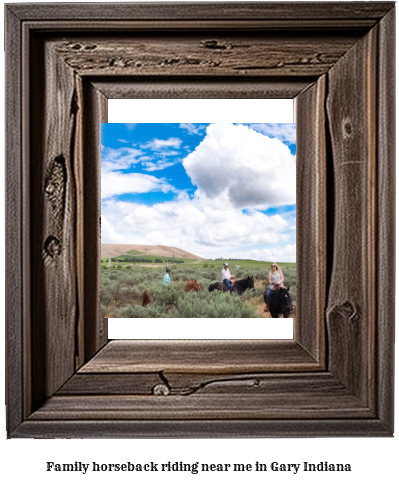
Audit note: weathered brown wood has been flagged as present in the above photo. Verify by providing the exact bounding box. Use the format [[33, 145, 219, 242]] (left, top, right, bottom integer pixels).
[[326, 26, 377, 405], [87, 74, 325, 373], [295, 75, 326, 363], [5, 5, 24, 437], [59, 372, 162, 395], [27, 391, 372, 421], [80, 81, 109, 364], [63, 371, 348, 396], [7, 2, 394, 23], [53, 33, 360, 78], [92, 78, 311, 100], [13, 417, 392, 439], [5, 2, 395, 438], [30, 36, 78, 407], [376, 6, 395, 433], [79, 340, 320, 374]]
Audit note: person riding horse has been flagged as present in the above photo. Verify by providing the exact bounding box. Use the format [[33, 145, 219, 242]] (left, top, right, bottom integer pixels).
[[264, 262, 285, 312], [221, 262, 235, 292], [163, 268, 173, 286]]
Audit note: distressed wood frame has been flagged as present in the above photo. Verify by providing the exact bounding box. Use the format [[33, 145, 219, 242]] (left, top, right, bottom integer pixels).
[[5, 2, 395, 438]]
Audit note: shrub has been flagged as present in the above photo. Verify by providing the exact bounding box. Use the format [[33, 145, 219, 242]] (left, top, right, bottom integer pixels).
[[114, 305, 163, 318], [100, 261, 296, 317]]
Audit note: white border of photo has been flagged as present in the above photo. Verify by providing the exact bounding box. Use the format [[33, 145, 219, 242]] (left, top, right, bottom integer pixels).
[[108, 318, 294, 340], [107, 99, 294, 340]]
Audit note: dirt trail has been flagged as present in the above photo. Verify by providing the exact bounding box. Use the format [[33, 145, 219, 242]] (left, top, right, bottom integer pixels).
[[254, 303, 296, 319]]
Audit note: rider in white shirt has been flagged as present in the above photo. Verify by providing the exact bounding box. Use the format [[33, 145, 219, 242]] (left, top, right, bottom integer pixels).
[[221, 262, 235, 292]]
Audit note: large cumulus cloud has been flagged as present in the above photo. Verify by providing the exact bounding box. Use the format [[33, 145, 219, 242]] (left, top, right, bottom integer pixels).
[[183, 123, 295, 210]]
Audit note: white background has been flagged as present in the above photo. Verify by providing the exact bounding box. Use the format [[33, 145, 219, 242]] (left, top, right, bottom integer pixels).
[[1, 1, 398, 486]]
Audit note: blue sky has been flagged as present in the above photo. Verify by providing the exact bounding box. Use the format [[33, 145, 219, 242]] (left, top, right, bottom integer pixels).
[[101, 123, 296, 262]]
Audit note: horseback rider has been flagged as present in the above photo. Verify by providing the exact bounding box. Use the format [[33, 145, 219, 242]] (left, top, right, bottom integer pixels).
[[163, 267, 173, 286], [221, 262, 235, 292], [264, 263, 285, 312]]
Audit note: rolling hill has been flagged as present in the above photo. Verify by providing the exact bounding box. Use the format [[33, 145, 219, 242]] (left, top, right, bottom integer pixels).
[[101, 244, 205, 260]]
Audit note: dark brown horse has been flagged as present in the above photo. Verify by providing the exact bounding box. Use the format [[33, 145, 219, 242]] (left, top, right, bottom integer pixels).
[[233, 276, 255, 295], [184, 280, 202, 292], [209, 276, 255, 295], [142, 289, 154, 307], [263, 285, 292, 318]]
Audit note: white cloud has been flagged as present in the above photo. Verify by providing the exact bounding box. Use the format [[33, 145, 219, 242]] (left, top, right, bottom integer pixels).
[[101, 172, 174, 199], [101, 123, 296, 261], [118, 138, 129, 143], [141, 161, 175, 172], [141, 137, 182, 151], [101, 144, 178, 197], [101, 214, 125, 243], [249, 123, 296, 145], [183, 123, 295, 210], [237, 244, 296, 263], [101, 195, 295, 261], [145, 231, 168, 245], [101, 147, 142, 172], [179, 123, 206, 135]]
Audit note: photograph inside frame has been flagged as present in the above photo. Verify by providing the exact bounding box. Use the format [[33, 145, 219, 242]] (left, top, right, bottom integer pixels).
[[101, 122, 296, 338]]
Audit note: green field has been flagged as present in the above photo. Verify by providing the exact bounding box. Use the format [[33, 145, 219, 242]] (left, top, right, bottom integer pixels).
[[202, 259, 296, 268], [126, 249, 143, 256], [101, 255, 201, 267], [101, 255, 295, 269], [101, 256, 296, 319]]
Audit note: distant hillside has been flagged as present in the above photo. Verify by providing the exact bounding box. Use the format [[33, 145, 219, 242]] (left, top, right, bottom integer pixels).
[[101, 244, 205, 260]]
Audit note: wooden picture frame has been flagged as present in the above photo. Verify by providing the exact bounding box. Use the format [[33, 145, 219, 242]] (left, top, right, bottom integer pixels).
[[5, 2, 395, 438]]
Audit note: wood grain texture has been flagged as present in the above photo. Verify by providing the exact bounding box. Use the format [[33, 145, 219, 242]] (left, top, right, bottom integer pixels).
[[80, 81, 108, 363], [58, 372, 162, 395], [93, 76, 325, 369], [7, 2, 394, 23], [92, 78, 312, 100], [53, 33, 360, 78], [30, 37, 78, 407], [61, 371, 353, 397], [326, 27, 377, 405], [295, 76, 326, 363], [79, 340, 320, 374], [5, 2, 395, 438], [376, 7, 395, 432], [13, 418, 391, 439], [28, 393, 371, 421], [5, 6, 24, 437]]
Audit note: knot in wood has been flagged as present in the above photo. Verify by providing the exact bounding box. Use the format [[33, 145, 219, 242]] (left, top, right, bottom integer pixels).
[[343, 119, 353, 137], [202, 40, 227, 50], [45, 181, 56, 196], [44, 236, 61, 258], [83, 44, 97, 51], [152, 383, 170, 396]]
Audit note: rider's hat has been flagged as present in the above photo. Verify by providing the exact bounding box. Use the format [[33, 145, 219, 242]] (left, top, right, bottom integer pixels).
[[223, 262, 229, 266]]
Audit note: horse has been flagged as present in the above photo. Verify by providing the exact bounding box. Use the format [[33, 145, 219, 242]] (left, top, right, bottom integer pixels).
[[142, 289, 154, 307], [208, 282, 228, 292], [233, 276, 255, 295], [209, 276, 255, 295], [184, 280, 202, 292], [264, 285, 292, 318]]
